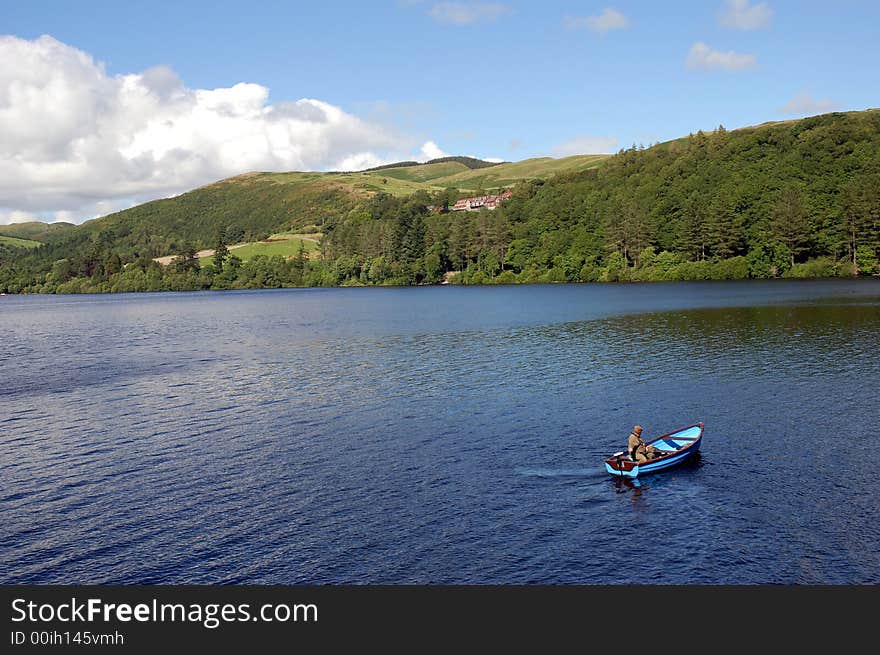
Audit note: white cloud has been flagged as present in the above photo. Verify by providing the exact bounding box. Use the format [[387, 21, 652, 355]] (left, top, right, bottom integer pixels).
[[419, 140, 448, 160], [428, 2, 510, 25], [483, 157, 504, 163], [0, 35, 439, 224], [0, 210, 40, 224], [686, 42, 757, 71], [551, 136, 619, 157], [333, 152, 389, 172], [778, 91, 838, 116], [565, 8, 629, 33], [719, 0, 773, 30]]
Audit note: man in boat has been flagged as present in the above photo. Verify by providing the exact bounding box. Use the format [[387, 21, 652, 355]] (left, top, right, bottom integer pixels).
[[628, 425, 663, 462]]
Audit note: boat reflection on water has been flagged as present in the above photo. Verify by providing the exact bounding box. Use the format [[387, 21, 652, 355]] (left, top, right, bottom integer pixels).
[[610, 451, 704, 501], [613, 476, 644, 500]]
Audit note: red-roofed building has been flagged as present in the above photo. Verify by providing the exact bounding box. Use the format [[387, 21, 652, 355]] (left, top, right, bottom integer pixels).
[[450, 190, 513, 212]]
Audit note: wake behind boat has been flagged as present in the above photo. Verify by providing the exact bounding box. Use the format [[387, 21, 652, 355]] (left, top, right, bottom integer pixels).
[[604, 422, 703, 478]]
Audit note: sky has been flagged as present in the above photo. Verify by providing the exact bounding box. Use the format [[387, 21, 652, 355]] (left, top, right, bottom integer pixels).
[[1, 0, 878, 224]]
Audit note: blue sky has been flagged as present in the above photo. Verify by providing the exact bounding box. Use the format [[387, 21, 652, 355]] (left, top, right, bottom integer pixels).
[[2, 1, 878, 223]]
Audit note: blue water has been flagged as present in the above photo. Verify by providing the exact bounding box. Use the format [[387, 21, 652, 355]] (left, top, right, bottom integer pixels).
[[1, 280, 879, 584]]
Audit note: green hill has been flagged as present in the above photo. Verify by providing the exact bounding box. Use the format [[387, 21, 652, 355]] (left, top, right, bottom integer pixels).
[[256, 154, 608, 199], [0, 221, 75, 242], [4, 152, 607, 263], [358, 154, 608, 189], [361, 155, 503, 173], [296, 109, 880, 286], [2, 109, 879, 294], [438, 155, 608, 190], [378, 161, 476, 183]]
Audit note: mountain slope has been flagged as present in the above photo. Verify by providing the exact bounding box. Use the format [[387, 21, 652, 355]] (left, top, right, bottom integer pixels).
[[8, 152, 609, 261], [321, 108, 880, 285], [251, 154, 608, 198], [0, 221, 75, 242], [2, 109, 878, 293]]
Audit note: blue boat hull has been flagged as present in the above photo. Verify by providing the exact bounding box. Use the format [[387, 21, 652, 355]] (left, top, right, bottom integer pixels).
[[604, 423, 703, 478]]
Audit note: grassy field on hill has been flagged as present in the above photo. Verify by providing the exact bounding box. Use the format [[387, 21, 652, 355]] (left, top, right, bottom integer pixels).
[[0, 235, 41, 249], [250, 154, 609, 199], [379, 161, 471, 183], [439, 155, 609, 190], [353, 154, 609, 194], [0, 221, 75, 242], [196, 235, 319, 266]]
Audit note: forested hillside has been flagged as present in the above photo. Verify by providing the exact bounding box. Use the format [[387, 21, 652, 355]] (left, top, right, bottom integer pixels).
[[1, 110, 878, 293], [322, 110, 880, 286]]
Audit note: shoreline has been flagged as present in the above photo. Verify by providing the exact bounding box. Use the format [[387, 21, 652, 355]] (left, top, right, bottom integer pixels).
[[2, 275, 878, 297]]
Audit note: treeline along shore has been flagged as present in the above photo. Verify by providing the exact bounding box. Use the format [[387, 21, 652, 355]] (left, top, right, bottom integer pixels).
[[1, 110, 879, 294]]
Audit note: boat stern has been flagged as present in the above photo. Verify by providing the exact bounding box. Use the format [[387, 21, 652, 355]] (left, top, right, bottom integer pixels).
[[604, 454, 639, 478]]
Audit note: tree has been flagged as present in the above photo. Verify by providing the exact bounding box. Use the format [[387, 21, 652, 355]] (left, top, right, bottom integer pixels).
[[707, 192, 744, 259], [606, 196, 653, 265], [105, 253, 123, 276], [678, 193, 709, 261], [841, 176, 880, 272], [503, 239, 532, 273], [225, 224, 245, 244], [771, 187, 811, 266], [437, 187, 459, 211], [855, 245, 879, 275], [173, 242, 199, 273], [213, 228, 230, 271], [290, 241, 307, 282], [392, 203, 426, 264]]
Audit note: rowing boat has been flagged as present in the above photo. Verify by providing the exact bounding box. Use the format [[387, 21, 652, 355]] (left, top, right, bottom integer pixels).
[[604, 422, 703, 478]]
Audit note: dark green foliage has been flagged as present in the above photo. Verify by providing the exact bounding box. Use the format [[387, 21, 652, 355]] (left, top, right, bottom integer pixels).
[[359, 161, 419, 172], [173, 243, 199, 273], [439, 110, 879, 286], [359, 156, 500, 174], [213, 228, 229, 271], [840, 174, 880, 271], [422, 156, 503, 169], [771, 186, 811, 266]]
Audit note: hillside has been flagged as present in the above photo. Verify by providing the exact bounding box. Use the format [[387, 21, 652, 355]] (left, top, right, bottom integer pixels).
[[1, 109, 879, 293], [0, 152, 608, 266], [247, 154, 608, 200], [0, 221, 75, 242], [361, 155, 504, 173], [318, 109, 879, 286], [0, 235, 42, 249]]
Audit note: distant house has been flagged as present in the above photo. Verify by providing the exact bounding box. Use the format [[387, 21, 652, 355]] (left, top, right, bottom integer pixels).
[[450, 189, 513, 212]]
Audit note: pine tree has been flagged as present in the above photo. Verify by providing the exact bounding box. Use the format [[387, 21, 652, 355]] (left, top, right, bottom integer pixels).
[[841, 176, 880, 272], [771, 187, 811, 266], [174, 242, 199, 273], [678, 193, 709, 261], [606, 196, 651, 264], [213, 228, 229, 271], [707, 192, 743, 259]]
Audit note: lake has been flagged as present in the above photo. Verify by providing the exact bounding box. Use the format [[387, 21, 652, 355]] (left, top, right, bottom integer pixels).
[[2, 280, 879, 584]]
